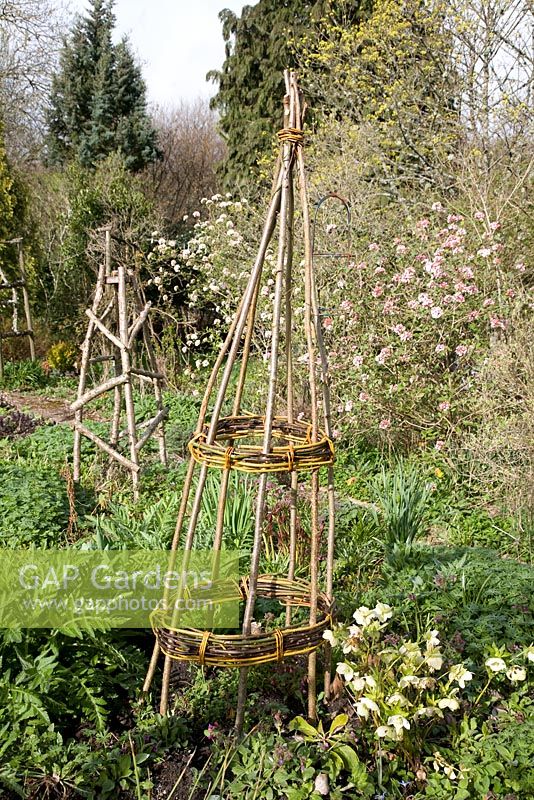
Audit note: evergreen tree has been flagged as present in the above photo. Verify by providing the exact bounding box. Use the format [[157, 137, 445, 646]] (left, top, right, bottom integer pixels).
[[208, 0, 372, 191], [46, 0, 159, 171], [0, 123, 15, 248]]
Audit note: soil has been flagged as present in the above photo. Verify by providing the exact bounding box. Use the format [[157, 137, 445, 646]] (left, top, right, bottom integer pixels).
[[0, 390, 105, 427]]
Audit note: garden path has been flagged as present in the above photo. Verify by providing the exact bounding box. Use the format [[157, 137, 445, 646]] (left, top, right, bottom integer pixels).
[[0, 390, 105, 426]]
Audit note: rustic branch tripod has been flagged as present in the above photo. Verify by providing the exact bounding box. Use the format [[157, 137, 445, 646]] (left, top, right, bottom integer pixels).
[[72, 226, 167, 498]]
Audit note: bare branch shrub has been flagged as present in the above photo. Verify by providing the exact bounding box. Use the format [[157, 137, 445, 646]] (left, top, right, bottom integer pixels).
[[143, 100, 225, 228]]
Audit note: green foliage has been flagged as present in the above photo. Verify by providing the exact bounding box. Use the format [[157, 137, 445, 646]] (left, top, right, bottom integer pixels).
[[83, 491, 182, 549], [196, 472, 255, 554], [1, 422, 74, 467], [0, 629, 167, 798], [46, 0, 159, 171], [362, 545, 534, 662], [201, 718, 372, 800], [47, 340, 78, 372], [0, 461, 71, 546], [0, 358, 48, 390], [423, 705, 534, 799], [370, 460, 432, 568], [0, 123, 15, 248], [299, 0, 458, 191], [45, 154, 156, 332]]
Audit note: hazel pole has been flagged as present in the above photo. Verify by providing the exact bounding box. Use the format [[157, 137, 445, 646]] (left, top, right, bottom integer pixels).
[[235, 75, 294, 736], [292, 71, 320, 720], [284, 104, 298, 629], [310, 247, 336, 700]]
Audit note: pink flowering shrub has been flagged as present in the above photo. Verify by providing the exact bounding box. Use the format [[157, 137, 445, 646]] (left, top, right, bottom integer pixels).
[[146, 198, 530, 445], [315, 206, 530, 445]]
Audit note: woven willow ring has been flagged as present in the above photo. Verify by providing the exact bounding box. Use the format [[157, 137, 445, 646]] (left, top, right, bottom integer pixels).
[[188, 415, 335, 473], [151, 575, 333, 668]]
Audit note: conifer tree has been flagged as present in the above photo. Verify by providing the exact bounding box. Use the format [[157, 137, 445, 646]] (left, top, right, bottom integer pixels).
[[208, 0, 372, 191], [46, 0, 159, 171]]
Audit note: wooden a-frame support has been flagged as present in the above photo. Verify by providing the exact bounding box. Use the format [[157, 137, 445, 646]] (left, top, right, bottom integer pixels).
[[0, 237, 36, 379], [72, 227, 167, 498]]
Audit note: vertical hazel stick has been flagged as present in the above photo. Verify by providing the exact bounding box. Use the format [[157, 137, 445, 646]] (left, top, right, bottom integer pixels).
[[73, 258, 107, 482], [18, 242, 35, 361], [110, 278, 122, 447], [310, 244, 336, 699], [235, 76, 293, 736], [117, 265, 140, 497], [292, 71, 320, 721], [284, 100, 298, 629]]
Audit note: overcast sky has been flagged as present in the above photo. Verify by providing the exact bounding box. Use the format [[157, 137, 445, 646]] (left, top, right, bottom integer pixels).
[[69, 0, 246, 108]]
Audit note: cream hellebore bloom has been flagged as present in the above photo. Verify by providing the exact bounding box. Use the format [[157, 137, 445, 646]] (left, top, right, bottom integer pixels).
[[375, 725, 392, 738], [438, 697, 460, 711], [399, 641, 423, 663], [414, 707, 443, 720], [336, 662, 355, 682], [374, 602, 393, 623], [506, 666, 526, 683], [349, 674, 367, 693], [386, 692, 410, 708], [349, 674, 376, 693], [448, 664, 473, 688], [485, 657, 507, 673], [342, 625, 362, 654], [424, 629, 440, 650], [322, 629, 337, 647], [353, 606, 375, 628], [399, 675, 420, 689], [355, 696, 380, 719], [426, 650, 444, 672], [387, 715, 410, 737], [526, 646, 534, 663]]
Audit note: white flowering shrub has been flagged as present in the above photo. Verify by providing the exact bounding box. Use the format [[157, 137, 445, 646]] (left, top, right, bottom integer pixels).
[[146, 194, 282, 386], [326, 604, 533, 783]]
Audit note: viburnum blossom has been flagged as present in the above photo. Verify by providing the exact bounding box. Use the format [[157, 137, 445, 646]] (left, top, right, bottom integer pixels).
[[145, 198, 526, 443]]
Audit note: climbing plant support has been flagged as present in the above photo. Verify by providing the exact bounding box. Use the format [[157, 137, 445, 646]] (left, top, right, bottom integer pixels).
[[144, 72, 337, 732]]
